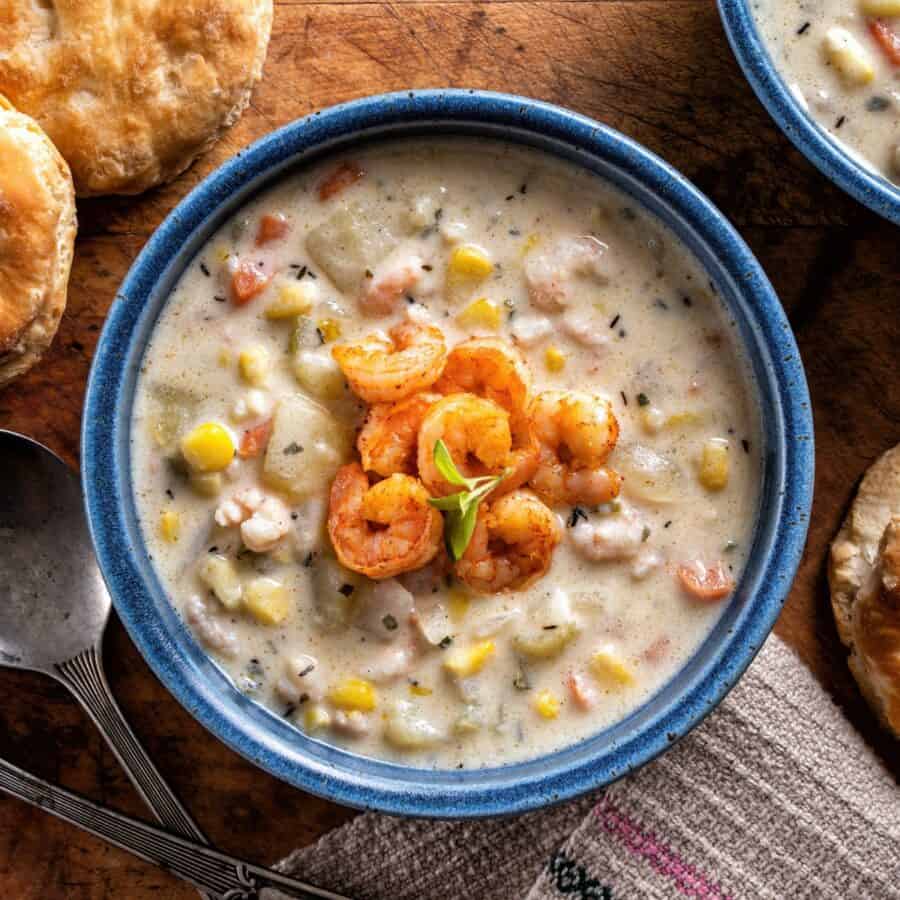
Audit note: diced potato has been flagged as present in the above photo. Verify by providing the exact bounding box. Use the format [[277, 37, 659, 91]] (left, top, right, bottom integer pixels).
[[513, 621, 579, 659], [823, 27, 875, 85], [304, 704, 332, 732], [159, 510, 180, 542], [312, 556, 361, 631], [521, 234, 541, 256], [457, 298, 501, 330], [666, 411, 703, 428], [180, 422, 235, 473], [262, 395, 349, 499], [443, 640, 495, 678], [698, 438, 730, 492], [328, 677, 377, 712], [217, 348, 232, 367], [544, 346, 566, 372], [238, 345, 270, 386], [589, 647, 635, 687], [293, 349, 346, 402], [409, 683, 432, 697], [384, 701, 443, 749], [189, 472, 223, 498], [533, 689, 561, 719], [306, 203, 398, 293], [640, 405, 666, 434], [453, 705, 484, 735], [859, 0, 900, 17], [316, 318, 342, 343], [265, 281, 318, 319], [243, 577, 291, 626], [198, 554, 243, 610]]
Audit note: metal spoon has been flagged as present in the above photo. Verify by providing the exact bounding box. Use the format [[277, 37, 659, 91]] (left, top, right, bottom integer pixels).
[[0, 754, 345, 899], [0, 429, 205, 841]]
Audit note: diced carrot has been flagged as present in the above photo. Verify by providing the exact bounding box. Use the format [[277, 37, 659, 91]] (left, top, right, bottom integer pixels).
[[238, 419, 272, 458], [256, 213, 289, 246], [642, 636, 671, 665], [676, 560, 735, 602], [318, 161, 366, 201], [566, 671, 597, 710], [231, 261, 270, 306], [869, 20, 900, 66]]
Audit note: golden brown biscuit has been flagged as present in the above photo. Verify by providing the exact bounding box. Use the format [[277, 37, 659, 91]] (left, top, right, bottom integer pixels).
[[829, 445, 900, 737], [0, 0, 273, 197], [0, 96, 76, 388]]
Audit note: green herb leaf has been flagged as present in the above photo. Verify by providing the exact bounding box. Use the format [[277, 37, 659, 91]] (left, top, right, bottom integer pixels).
[[433, 439, 471, 487], [428, 441, 510, 560]]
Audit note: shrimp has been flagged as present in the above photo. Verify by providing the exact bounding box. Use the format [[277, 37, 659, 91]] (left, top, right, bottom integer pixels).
[[360, 254, 424, 316], [416, 393, 512, 497], [434, 338, 539, 493], [328, 463, 443, 579], [332, 322, 447, 404], [357, 392, 440, 477], [524, 235, 609, 312], [435, 337, 532, 416], [455, 490, 562, 593], [528, 390, 622, 506]]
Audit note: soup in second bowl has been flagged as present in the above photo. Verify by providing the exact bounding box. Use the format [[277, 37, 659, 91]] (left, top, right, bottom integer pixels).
[[131, 137, 762, 769], [755, 0, 900, 181]]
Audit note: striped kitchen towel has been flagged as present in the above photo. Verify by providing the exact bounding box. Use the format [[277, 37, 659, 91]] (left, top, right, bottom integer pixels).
[[277, 636, 900, 899]]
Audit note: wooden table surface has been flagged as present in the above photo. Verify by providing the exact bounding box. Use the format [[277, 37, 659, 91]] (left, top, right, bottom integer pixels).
[[1, 0, 898, 895]]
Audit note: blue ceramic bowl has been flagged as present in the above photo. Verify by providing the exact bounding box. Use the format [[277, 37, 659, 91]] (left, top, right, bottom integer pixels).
[[719, 0, 900, 225], [83, 90, 814, 818]]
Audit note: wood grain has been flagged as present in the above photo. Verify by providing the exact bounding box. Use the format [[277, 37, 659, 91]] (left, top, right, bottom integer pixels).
[[0, 0, 897, 896]]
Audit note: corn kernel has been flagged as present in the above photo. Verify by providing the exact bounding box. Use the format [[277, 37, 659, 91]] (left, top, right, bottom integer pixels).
[[457, 298, 501, 330], [304, 704, 332, 732], [823, 27, 874, 85], [316, 318, 342, 343], [860, 0, 900, 13], [698, 438, 730, 492], [545, 346, 566, 372], [448, 245, 494, 280], [328, 677, 377, 712], [409, 683, 433, 697], [180, 422, 235, 473], [533, 689, 561, 719], [159, 510, 180, 542], [443, 640, 495, 678], [448, 586, 470, 623], [189, 472, 223, 498], [666, 410, 703, 428], [265, 281, 317, 319], [243, 577, 291, 626], [238, 345, 270, 386], [589, 648, 635, 687], [521, 234, 541, 256]]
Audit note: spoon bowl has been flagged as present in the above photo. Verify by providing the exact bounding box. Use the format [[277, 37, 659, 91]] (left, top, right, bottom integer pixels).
[[0, 430, 109, 673]]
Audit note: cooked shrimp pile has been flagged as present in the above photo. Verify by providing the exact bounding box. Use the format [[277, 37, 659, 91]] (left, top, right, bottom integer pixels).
[[326, 325, 628, 592]]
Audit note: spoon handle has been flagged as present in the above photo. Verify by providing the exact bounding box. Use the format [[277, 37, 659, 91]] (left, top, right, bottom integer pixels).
[[54, 644, 206, 843], [0, 754, 347, 900]]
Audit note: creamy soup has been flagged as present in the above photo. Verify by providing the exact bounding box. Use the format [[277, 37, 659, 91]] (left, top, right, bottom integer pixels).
[[755, 0, 900, 181], [131, 138, 762, 769]]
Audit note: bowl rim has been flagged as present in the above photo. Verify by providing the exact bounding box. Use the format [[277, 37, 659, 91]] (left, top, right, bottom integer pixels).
[[718, 0, 900, 225], [82, 89, 814, 818]]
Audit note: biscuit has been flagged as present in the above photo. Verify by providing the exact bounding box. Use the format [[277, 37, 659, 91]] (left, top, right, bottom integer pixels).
[[0, 0, 273, 196], [0, 96, 76, 388], [829, 445, 900, 736]]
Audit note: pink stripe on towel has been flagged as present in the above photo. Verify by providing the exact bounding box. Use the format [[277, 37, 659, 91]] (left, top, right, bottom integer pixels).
[[595, 798, 730, 899]]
